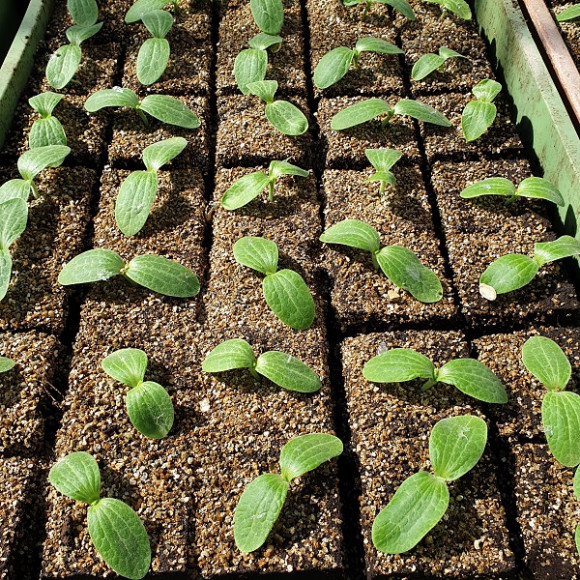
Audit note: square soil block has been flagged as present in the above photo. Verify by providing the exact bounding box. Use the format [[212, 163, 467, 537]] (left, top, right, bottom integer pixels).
[[430, 159, 580, 328], [0, 332, 61, 457], [513, 444, 580, 579], [473, 326, 580, 441], [317, 96, 421, 169], [216, 95, 313, 168], [0, 167, 95, 334], [321, 169, 457, 329]]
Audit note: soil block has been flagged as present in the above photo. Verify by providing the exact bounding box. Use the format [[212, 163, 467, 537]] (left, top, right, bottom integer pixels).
[[321, 168, 457, 330], [430, 159, 580, 328]]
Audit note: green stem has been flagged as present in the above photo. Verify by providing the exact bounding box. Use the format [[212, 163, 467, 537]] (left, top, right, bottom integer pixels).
[[371, 251, 379, 270], [421, 378, 437, 391], [352, 50, 359, 68], [362, 0, 370, 19], [30, 180, 39, 200], [249, 367, 260, 380], [136, 107, 149, 126], [379, 180, 385, 195], [268, 181, 275, 202], [380, 110, 395, 127], [503, 194, 517, 206]]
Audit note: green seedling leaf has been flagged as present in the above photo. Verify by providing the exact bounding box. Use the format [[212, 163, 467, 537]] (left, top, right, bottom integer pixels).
[[87, 498, 151, 579], [393, 99, 452, 127], [127, 380, 174, 438], [265, 100, 309, 136], [472, 79, 502, 101], [233, 236, 279, 275], [255, 351, 321, 393], [0, 251, 11, 301], [234, 473, 289, 553], [517, 177, 565, 206], [140, 95, 200, 128], [85, 88, 141, 111], [202, 339, 257, 373], [557, 5, 580, 21], [542, 391, 580, 467], [234, 49, 268, 94], [115, 171, 158, 237], [66, 22, 103, 45], [313, 47, 355, 90], [142, 136, 187, 171], [460, 177, 516, 199], [49, 451, 101, 504], [68, 0, 99, 26], [29, 92, 63, 117], [0, 180, 33, 203], [269, 160, 309, 178], [331, 98, 393, 131], [58, 249, 125, 285], [319, 219, 381, 254], [355, 37, 402, 54], [137, 37, 170, 85], [461, 100, 497, 142], [376, 245, 443, 303], [46, 44, 82, 90], [29, 116, 67, 149], [250, 0, 284, 34], [221, 171, 271, 210], [372, 471, 449, 553], [429, 415, 488, 480], [17, 145, 71, 183], [411, 46, 465, 80], [248, 32, 283, 50], [279, 433, 343, 481], [125, 0, 173, 23], [0, 357, 15, 372], [534, 236, 580, 266], [363, 348, 435, 383], [479, 254, 539, 300], [124, 255, 200, 297], [426, 0, 471, 19], [437, 359, 508, 403], [102, 348, 148, 388], [366, 149, 402, 193], [343, 0, 416, 20], [263, 269, 315, 330], [142, 9, 173, 37], [247, 80, 278, 104], [0, 198, 28, 251], [522, 336, 571, 392]]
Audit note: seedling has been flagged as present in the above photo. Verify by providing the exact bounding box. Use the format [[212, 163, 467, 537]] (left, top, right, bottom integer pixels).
[[365, 148, 402, 194], [313, 37, 403, 90], [557, 4, 580, 21], [522, 336, 580, 467], [46, 0, 103, 90], [85, 87, 200, 129], [372, 415, 487, 553], [479, 235, 580, 300], [125, 0, 178, 24], [49, 452, 151, 579], [137, 10, 174, 85], [221, 160, 308, 210], [461, 79, 502, 142], [461, 176, 565, 207], [28, 93, 67, 149], [363, 347, 508, 403], [115, 137, 187, 236], [250, 0, 284, 35], [234, 33, 283, 94], [0, 198, 28, 301], [342, 0, 416, 21], [0, 357, 15, 373], [202, 338, 321, 393], [233, 236, 315, 330], [234, 433, 343, 552], [0, 145, 71, 203], [102, 348, 174, 438], [58, 249, 200, 298], [330, 97, 451, 131], [319, 219, 443, 303], [411, 46, 466, 81], [246, 80, 309, 136], [423, 0, 472, 20]]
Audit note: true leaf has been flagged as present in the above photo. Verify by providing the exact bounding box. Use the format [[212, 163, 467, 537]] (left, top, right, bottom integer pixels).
[[29, 92, 63, 117], [137, 38, 170, 85], [126, 380, 174, 438], [46, 44, 82, 90], [269, 160, 309, 178], [221, 172, 271, 210], [17, 145, 71, 181], [125, 0, 173, 23], [142, 9, 173, 37], [522, 336, 571, 392], [0, 357, 14, 373], [202, 339, 257, 373], [234, 473, 289, 553], [58, 249, 125, 285], [246, 80, 278, 104], [255, 351, 321, 393], [87, 498, 151, 579], [542, 391, 580, 467], [115, 171, 158, 237], [313, 47, 354, 90], [0, 251, 11, 301], [248, 32, 283, 50], [517, 177, 565, 206], [557, 5, 580, 21], [0, 198, 28, 251], [29, 116, 68, 149], [85, 88, 141, 112], [429, 415, 487, 480], [472, 79, 502, 102], [461, 100, 497, 142], [331, 98, 392, 131], [534, 236, 580, 266], [140, 95, 200, 129], [66, 23, 103, 45], [234, 49, 268, 94], [263, 269, 315, 329], [363, 348, 435, 383], [124, 255, 200, 297], [460, 177, 515, 199], [319, 219, 380, 254], [142, 137, 187, 171], [393, 99, 452, 127], [355, 37, 402, 54], [366, 148, 402, 172], [265, 100, 309, 136], [0, 180, 31, 203], [279, 433, 343, 481], [372, 471, 449, 553], [102, 348, 148, 389], [479, 254, 539, 299], [233, 236, 278, 275], [250, 0, 284, 34], [68, 0, 99, 26], [49, 451, 101, 505]]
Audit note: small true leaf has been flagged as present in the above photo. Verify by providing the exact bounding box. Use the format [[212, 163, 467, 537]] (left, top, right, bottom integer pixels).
[[140, 95, 201, 129], [534, 236, 580, 266], [517, 177, 565, 206], [313, 47, 355, 90], [479, 254, 539, 298], [58, 249, 125, 285], [49, 451, 101, 505], [46, 44, 82, 90], [247, 80, 277, 104], [202, 339, 257, 373], [542, 391, 580, 467], [66, 22, 103, 45], [142, 9, 173, 37], [0, 357, 14, 373], [331, 99, 392, 131], [522, 336, 571, 392], [248, 32, 283, 50], [221, 172, 271, 210], [142, 137, 187, 171], [0, 198, 28, 251], [29, 92, 64, 117], [102, 348, 148, 389], [366, 149, 402, 172], [255, 351, 321, 393], [393, 99, 452, 127], [126, 380, 174, 439], [234, 49, 268, 94], [265, 100, 309, 136], [17, 145, 71, 181], [115, 171, 158, 237], [233, 236, 278, 275], [85, 88, 141, 112], [461, 100, 497, 142], [125, 0, 173, 23], [279, 433, 343, 481], [68, 0, 99, 26], [137, 37, 170, 85], [363, 348, 435, 383], [460, 177, 515, 199], [250, 0, 284, 34], [319, 219, 380, 254], [472, 79, 502, 101], [269, 160, 309, 178]]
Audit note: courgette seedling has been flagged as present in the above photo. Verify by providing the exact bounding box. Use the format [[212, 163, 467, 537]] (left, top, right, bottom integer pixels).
[[461, 176, 565, 207], [46, 0, 103, 90], [233, 236, 315, 330], [319, 219, 443, 303], [0, 357, 15, 372], [221, 160, 308, 210], [0, 198, 28, 301], [49, 452, 151, 579], [365, 148, 402, 194], [137, 10, 174, 85], [234, 33, 283, 94], [461, 79, 502, 142], [313, 37, 403, 90], [557, 4, 580, 21], [58, 249, 200, 298], [423, 0, 472, 20], [411, 46, 466, 81], [234, 433, 343, 552], [203, 338, 321, 393], [372, 415, 487, 553], [342, 0, 416, 21], [102, 348, 174, 438], [85, 87, 200, 129], [246, 80, 309, 136], [250, 0, 284, 35], [479, 235, 580, 301], [28, 93, 67, 149], [115, 137, 187, 236], [363, 347, 508, 403], [330, 98, 451, 131], [125, 0, 178, 24]]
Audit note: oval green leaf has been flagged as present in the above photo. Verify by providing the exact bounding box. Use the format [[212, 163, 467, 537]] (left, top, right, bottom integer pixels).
[[372, 471, 449, 554], [46, 44, 82, 90], [202, 338, 256, 373], [542, 391, 580, 467], [85, 88, 140, 112], [246, 80, 278, 104], [534, 235, 580, 266], [444, 0, 472, 19], [49, 451, 101, 504], [256, 351, 321, 393], [319, 219, 380, 254], [363, 348, 435, 383], [331, 98, 392, 131], [18, 145, 71, 181], [379, 0, 416, 19], [221, 171, 270, 210], [140, 95, 200, 129], [558, 5, 580, 21], [355, 37, 403, 54], [279, 433, 343, 481], [411, 53, 445, 80], [102, 348, 148, 389], [142, 137, 187, 171], [115, 170, 158, 237], [522, 336, 571, 392], [365, 148, 402, 172], [125, 0, 172, 23], [0, 180, 32, 204], [66, 22, 103, 45], [394, 99, 452, 127], [248, 32, 283, 50], [233, 236, 278, 275], [0, 357, 14, 373], [29, 91, 64, 117], [313, 47, 354, 90], [68, 0, 99, 26], [265, 100, 309, 136], [141, 9, 173, 37], [137, 37, 170, 85], [58, 249, 125, 285], [479, 254, 539, 298], [472, 78, 502, 101], [234, 49, 268, 95], [517, 177, 565, 206], [126, 380, 174, 439], [461, 100, 497, 142], [29, 117, 68, 149], [0, 198, 28, 251], [250, 0, 284, 34], [87, 498, 151, 579], [460, 177, 515, 199], [269, 160, 309, 178], [0, 251, 12, 301]]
